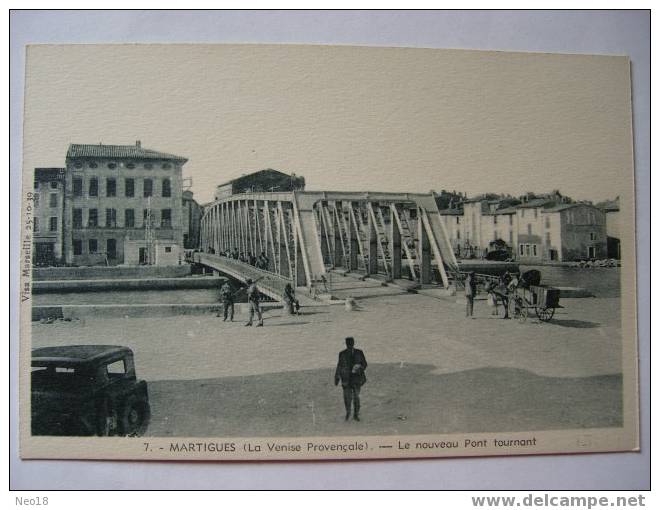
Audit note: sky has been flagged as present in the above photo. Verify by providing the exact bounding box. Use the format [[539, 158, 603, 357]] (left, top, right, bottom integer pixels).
[[22, 44, 634, 205]]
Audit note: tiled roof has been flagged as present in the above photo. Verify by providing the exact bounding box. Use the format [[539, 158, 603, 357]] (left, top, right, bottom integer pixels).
[[490, 207, 518, 215], [67, 143, 187, 163], [437, 208, 463, 216], [597, 199, 620, 212], [216, 169, 294, 188], [516, 198, 556, 209], [542, 203, 598, 213]]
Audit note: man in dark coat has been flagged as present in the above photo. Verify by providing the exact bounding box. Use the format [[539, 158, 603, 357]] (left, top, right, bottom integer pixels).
[[334, 337, 368, 421]]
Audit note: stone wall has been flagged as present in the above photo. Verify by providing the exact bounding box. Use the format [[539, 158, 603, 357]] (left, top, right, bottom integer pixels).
[[32, 264, 192, 281]]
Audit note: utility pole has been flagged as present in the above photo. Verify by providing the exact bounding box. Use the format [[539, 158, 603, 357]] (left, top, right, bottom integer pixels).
[[145, 196, 154, 265]]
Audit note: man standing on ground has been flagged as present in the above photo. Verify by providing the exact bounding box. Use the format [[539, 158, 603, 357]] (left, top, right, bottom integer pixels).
[[218, 281, 234, 322], [244, 278, 264, 327], [334, 337, 368, 421], [465, 272, 477, 318]]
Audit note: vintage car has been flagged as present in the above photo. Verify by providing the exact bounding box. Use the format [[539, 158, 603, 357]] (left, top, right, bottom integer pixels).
[[31, 345, 150, 437]]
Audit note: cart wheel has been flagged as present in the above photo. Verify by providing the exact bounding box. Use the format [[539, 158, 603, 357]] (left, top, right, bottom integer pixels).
[[518, 305, 528, 323], [536, 307, 555, 322]]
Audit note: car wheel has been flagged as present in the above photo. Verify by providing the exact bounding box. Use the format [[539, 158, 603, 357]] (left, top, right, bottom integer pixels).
[[120, 396, 151, 436]]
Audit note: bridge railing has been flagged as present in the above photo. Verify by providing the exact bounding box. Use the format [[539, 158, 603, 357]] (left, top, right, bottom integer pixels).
[[195, 252, 291, 301]]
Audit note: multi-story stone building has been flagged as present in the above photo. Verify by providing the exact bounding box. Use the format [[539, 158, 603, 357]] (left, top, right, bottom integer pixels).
[[214, 168, 305, 201], [440, 199, 517, 258], [599, 197, 621, 259], [438, 193, 607, 262], [540, 203, 607, 262], [182, 190, 202, 249], [33, 168, 66, 265], [63, 142, 188, 266]]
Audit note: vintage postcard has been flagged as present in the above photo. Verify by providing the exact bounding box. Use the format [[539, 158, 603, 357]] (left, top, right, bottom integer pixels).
[[19, 44, 638, 461]]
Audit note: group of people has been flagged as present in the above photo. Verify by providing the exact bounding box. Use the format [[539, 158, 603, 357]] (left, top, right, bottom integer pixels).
[[217, 277, 264, 327], [216, 278, 368, 422], [216, 278, 302, 327], [464, 270, 520, 319], [219, 249, 270, 270]]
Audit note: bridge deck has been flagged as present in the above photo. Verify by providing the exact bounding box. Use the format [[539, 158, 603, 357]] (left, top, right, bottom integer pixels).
[[194, 253, 317, 305]]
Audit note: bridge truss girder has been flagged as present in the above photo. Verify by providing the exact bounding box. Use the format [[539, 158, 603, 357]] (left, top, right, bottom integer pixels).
[[200, 191, 458, 290]]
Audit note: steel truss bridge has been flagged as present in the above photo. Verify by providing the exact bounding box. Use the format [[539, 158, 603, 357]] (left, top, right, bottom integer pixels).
[[197, 191, 459, 299]]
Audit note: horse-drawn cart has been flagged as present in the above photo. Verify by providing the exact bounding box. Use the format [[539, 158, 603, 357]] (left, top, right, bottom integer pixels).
[[510, 284, 561, 323]]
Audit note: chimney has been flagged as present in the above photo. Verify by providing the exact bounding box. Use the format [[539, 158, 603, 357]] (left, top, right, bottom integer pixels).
[[136, 140, 141, 149]]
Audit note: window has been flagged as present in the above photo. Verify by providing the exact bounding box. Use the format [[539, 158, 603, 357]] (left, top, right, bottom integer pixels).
[[519, 244, 524, 256], [126, 163, 135, 169], [107, 162, 117, 169], [34, 181, 40, 190], [456, 230, 460, 240], [73, 208, 83, 228], [143, 179, 153, 197], [89, 178, 98, 197], [162, 178, 171, 197], [546, 232, 551, 245], [106, 239, 117, 259], [88, 239, 98, 254], [165, 246, 172, 253], [509, 215, 513, 226], [74, 161, 83, 169], [33, 217, 39, 232], [89, 162, 98, 169], [161, 208, 172, 228], [49, 193, 57, 208], [125, 209, 135, 228], [125, 178, 135, 197], [73, 239, 82, 255], [106, 208, 117, 228], [73, 178, 83, 197], [143, 209, 150, 228], [88, 208, 98, 227], [532, 245, 537, 257], [106, 359, 125, 375], [162, 163, 171, 169], [527, 224, 532, 235], [49, 217, 57, 232], [590, 232, 597, 241], [106, 178, 116, 197], [456, 217, 460, 225], [493, 215, 498, 225], [509, 230, 513, 244], [50, 181, 58, 189]]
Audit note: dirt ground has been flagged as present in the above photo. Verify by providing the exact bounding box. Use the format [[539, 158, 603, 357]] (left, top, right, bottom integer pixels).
[[30, 291, 623, 437]]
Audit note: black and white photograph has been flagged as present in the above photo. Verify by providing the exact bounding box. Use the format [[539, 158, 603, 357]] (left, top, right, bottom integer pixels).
[[18, 42, 639, 461]]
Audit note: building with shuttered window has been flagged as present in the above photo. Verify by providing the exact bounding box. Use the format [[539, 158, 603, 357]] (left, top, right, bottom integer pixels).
[[62, 141, 188, 265]]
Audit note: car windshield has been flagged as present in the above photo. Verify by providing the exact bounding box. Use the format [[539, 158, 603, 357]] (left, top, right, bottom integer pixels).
[[31, 365, 96, 391]]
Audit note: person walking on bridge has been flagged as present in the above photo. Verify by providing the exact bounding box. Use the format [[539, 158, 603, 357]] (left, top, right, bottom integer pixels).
[[334, 337, 368, 422], [244, 278, 264, 327]]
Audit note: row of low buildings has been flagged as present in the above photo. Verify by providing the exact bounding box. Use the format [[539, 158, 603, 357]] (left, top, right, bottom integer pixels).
[[437, 192, 621, 263], [33, 142, 202, 266]]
